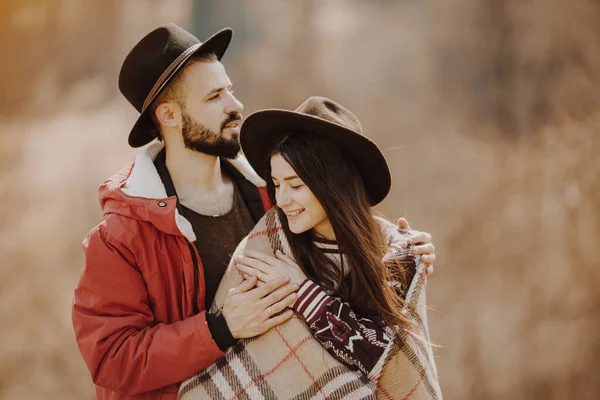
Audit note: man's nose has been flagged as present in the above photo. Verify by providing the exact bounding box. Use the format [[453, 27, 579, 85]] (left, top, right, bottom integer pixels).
[[225, 92, 243, 115]]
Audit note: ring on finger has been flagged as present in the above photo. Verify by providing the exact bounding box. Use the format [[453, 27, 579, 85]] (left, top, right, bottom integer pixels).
[[267, 306, 272, 316], [258, 272, 263, 281]]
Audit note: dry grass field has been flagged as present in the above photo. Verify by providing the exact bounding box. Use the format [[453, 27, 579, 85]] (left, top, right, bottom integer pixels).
[[0, 1, 598, 399]]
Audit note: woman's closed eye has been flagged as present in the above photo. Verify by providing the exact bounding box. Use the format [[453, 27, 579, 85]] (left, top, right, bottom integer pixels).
[[273, 183, 304, 190]]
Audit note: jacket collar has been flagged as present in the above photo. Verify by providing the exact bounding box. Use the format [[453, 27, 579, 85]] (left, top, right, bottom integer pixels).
[[122, 142, 266, 195], [116, 141, 265, 242]]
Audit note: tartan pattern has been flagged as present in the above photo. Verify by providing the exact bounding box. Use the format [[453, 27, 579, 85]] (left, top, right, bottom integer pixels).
[[179, 209, 441, 400]]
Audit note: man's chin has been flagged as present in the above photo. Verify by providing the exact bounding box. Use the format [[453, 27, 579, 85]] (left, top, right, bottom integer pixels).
[[187, 142, 240, 159]]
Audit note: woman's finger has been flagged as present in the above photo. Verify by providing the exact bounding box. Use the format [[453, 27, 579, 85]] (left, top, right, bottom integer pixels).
[[237, 264, 270, 281], [397, 217, 411, 231], [275, 250, 299, 267], [408, 231, 432, 245], [236, 254, 272, 273], [244, 250, 280, 266], [420, 254, 436, 266], [413, 243, 435, 256]]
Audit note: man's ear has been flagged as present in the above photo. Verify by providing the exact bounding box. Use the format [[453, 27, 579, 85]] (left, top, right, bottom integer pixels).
[[154, 102, 179, 128]]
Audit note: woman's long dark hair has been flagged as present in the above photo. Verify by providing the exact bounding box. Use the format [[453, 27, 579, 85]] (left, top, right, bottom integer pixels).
[[265, 132, 413, 340]]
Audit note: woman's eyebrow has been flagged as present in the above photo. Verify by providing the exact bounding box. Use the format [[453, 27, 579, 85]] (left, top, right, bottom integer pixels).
[[271, 175, 299, 181]]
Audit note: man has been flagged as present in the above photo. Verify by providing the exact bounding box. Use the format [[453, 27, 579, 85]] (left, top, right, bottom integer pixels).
[[72, 23, 436, 399]]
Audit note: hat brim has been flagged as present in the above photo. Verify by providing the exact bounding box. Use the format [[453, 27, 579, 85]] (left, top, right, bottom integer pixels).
[[128, 28, 233, 148], [240, 109, 392, 205]]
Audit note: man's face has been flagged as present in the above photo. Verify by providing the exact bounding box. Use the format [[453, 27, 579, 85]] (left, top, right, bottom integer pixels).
[[178, 60, 243, 158]]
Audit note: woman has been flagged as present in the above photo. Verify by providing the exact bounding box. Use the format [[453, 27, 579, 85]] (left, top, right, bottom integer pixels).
[[179, 97, 441, 400]]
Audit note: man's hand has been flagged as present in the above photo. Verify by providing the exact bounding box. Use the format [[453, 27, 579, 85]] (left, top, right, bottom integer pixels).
[[397, 218, 436, 275], [222, 276, 299, 339]]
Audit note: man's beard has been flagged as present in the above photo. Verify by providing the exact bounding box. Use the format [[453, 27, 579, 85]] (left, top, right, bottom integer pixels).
[[181, 110, 241, 159]]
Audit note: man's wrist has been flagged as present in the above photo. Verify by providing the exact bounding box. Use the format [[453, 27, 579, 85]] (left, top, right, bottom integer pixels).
[[206, 310, 237, 351]]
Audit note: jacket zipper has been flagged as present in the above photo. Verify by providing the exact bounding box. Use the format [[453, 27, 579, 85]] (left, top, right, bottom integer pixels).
[[186, 240, 200, 315]]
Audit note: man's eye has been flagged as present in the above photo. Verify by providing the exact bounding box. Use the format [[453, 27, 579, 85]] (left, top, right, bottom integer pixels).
[[208, 94, 220, 101]]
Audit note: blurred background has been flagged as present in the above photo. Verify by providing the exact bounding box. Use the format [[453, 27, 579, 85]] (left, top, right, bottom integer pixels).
[[1, 0, 598, 399]]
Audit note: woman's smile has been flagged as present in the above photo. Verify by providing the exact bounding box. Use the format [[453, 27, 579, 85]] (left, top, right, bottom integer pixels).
[[284, 208, 305, 218]]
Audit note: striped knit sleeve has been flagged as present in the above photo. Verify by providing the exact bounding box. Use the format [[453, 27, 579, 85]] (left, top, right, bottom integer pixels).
[[291, 279, 394, 380]]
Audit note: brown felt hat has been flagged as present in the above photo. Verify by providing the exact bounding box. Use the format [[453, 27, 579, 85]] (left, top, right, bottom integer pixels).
[[119, 23, 232, 148], [240, 96, 391, 205]]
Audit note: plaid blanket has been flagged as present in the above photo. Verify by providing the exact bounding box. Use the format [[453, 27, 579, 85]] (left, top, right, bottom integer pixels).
[[179, 209, 441, 399]]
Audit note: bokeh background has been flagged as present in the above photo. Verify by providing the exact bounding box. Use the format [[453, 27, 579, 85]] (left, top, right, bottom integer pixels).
[[1, 0, 599, 399]]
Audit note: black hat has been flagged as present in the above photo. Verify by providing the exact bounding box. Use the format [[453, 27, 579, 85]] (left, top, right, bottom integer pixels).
[[119, 23, 232, 147], [240, 96, 391, 205]]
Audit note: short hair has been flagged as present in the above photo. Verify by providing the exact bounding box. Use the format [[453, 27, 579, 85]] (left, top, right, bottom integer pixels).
[[150, 52, 218, 140]]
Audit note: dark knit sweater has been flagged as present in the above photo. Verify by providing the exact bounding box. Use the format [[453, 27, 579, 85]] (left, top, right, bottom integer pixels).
[[291, 235, 417, 376]]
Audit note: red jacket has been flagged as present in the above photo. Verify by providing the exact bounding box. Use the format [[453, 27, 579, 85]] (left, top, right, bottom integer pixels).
[[72, 144, 271, 399]]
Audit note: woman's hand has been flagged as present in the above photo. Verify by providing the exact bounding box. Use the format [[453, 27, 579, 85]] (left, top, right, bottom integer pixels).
[[236, 249, 308, 285], [397, 217, 436, 275]]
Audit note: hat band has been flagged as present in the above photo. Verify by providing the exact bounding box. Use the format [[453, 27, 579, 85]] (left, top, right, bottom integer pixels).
[[141, 42, 202, 112]]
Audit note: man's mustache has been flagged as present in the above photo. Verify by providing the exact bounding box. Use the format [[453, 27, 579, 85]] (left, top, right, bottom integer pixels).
[[221, 112, 242, 131]]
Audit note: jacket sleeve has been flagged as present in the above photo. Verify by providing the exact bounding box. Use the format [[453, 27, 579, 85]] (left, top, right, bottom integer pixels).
[[72, 224, 225, 395]]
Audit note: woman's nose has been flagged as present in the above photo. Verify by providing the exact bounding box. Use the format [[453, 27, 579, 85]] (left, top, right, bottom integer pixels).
[[276, 188, 291, 208]]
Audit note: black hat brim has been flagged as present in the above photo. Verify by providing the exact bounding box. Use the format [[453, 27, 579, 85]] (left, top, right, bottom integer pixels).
[[128, 28, 233, 148], [240, 110, 392, 205]]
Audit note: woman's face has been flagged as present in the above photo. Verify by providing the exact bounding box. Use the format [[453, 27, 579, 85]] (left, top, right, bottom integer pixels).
[[270, 153, 334, 240]]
